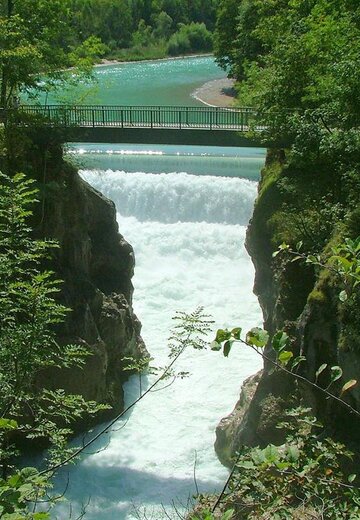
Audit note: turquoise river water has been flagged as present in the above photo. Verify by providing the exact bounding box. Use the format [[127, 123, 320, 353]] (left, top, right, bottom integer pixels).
[[41, 56, 266, 519], [41, 55, 226, 106]]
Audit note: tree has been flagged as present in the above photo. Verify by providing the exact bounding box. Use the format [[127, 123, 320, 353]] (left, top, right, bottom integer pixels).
[[152, 10, 173, 39], [168, 22, 213, 55], [0, 0, 105, 110], [213, 0, 241, 73], [0, 172, 106, 517]]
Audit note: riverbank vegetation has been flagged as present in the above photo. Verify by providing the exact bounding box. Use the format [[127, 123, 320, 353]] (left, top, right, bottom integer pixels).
[[69, 0, 216, 61], [0, 173, 110, 518]]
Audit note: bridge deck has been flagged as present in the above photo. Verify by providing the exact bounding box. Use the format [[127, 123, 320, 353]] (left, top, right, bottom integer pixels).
[[0, 104, 269, 146], [19, 104, 259, 132]]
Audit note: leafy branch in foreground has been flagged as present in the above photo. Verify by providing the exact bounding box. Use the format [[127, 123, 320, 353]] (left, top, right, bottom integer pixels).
[[222, 408, 360, 520], [35, 307, 212, 485], [193, 409, 360, 519], [212, 325, 359, 420], [274, 238, 360, 302], [211, 238, 360, 418], [0, 172, 107, 519], [204, 238, 360, 519]]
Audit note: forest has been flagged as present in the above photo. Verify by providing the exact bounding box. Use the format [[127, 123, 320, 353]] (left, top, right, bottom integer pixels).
[[66, 0, 217, 60]]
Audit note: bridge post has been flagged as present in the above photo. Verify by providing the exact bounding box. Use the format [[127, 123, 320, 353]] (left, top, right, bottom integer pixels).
[[92, 109, 95, 128], [179, 110, 182, 129], [121, 109, 124, 128]]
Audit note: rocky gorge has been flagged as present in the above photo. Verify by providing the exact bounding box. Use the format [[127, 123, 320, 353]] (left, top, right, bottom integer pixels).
[[6, 126, 146, 424], [215, 148, 360, 466]]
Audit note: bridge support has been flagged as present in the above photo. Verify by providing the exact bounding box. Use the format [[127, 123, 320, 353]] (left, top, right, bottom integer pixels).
[[64, 127, 265, 148]]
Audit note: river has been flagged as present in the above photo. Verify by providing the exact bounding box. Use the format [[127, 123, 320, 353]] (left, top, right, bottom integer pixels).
[[50, 56, 265, 519]]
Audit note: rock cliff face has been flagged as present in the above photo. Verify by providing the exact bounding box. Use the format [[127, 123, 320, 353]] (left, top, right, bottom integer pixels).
[[215, 150, 360, 466], [33, 152, 146, 422]]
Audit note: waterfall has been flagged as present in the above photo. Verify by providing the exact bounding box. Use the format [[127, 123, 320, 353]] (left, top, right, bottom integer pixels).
[[82, 170, 257, 225], [52, 145, 265, 519]]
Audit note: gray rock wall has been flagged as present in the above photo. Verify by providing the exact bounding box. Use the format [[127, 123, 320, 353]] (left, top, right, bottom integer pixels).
[[215, 150, 360, 464], [38, 168, 146, 421]]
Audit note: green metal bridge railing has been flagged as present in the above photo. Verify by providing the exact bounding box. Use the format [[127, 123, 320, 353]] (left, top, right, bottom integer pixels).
[[16, 104, 258, 132]]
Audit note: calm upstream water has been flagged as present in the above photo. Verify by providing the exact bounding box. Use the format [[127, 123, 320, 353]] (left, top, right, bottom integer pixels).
[[41, 55, 226, 106], [49, 57, 266, 519]]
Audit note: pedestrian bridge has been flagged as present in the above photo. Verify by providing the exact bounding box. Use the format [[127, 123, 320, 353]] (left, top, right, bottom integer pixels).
[[18, 105, 267, 147]]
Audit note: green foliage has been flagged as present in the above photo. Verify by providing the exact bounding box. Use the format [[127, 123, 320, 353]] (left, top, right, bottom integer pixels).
[[0, 466, 50, 519], [69, 0, 217, 59], [132, 19, 154, 47], [191, 508, 234, 520], [68, 35, 109, 67], [0, 172, 106, 516], [274, 237, 360, 302], [225, 407, 360, 519], [167, 22, 213, 56], [214, 0, 360, 159], [152, 10, 173, 39], [0, 0, 88, 107], [169, 307, 214, 357]]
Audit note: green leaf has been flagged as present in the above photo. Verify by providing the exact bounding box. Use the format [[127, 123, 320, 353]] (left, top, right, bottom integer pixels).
[[315, 363, 328, 381], [223, 340, 233, 357], [0, 419, 18, 430], [246, 327, 269, 348], [272, 331, 289, 352], [215, 329, 231, 343], [251, 448, 266, 465], [20, 467, 38, 478], [222, 510, 235, 520], [263, 444, 279, 463], [286, 445, 300, 462], [237, 460, 255, 469], [291, 255, 303, 262], [278, 350, 293, 365], [334, 256, 352, 270], [348, 474, 356, 483], [340, 379, 357, 396], [291, 356, 306, 370], [339, 290, 348, 302], [231, 327, 242, 340], [330, 366, 343, 383], [7, 474, 21, 488]]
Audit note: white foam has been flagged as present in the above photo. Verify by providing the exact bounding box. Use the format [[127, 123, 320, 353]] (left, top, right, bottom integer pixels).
[[82, 170, 258, 225], [51, 166, 263, 519]]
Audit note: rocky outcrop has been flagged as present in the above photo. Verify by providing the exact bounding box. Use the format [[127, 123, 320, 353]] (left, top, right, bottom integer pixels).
[[216, 149, 360, 462], [215, 372, 261, 467], [34, 154, 146, 422]]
